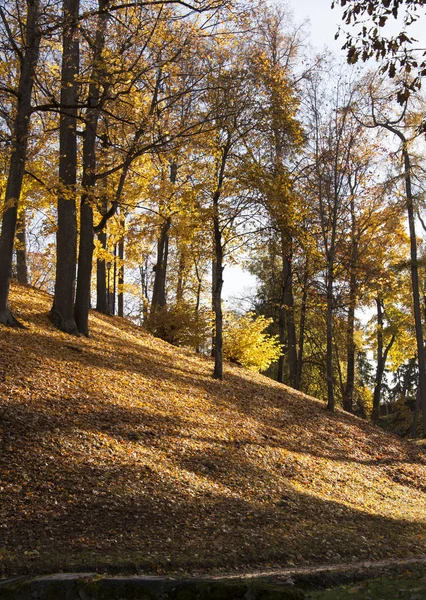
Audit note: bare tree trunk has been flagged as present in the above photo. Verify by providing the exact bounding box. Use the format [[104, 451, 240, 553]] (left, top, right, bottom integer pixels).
[[112, 243, 117, 315], [151, 161, 177, 313], [118, 216, 125, 318], [74, 0, 108, 335], [50, 0, 79, 333], [343, 243, 357, 412], [411, 389, 421, 438], [16, 212, 28, 285], [372, 297, 384, 422], [378, 124, 426, 435], [277, 236, 297, 385], [211, 142, 230, 380], [401, 143, 426, 436], [277, 307, 286, 384], [176, 250, 186, 302], [0, 0, 41, 326], [284, 250, 297, 387], [212, 195, 224, 380], [372, 297, 396, 422], [151, 217, 171, 313], [96, 229, 108, 313], [140, 261, 149, 321], [326, 262, 335, 412], [296, 261, 309, 390]]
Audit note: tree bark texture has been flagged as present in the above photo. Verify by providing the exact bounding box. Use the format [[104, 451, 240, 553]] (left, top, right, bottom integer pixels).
[[0, 0, 41, 326], [176, 250, 186, 303], [402, 143, 426, 434], [95, 189, 108, 314], [378, 124, 426, 433], [211, 142, 230, 380]]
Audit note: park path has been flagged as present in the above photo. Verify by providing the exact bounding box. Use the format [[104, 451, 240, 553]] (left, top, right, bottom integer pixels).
[[195, 556, 426, 584]]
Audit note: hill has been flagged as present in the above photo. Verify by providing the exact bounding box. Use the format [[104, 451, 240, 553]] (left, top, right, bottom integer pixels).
[[0, 284, 425, 578]]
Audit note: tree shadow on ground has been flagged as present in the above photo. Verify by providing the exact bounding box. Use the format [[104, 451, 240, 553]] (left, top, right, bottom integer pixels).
[[1, 300, 426, 577]]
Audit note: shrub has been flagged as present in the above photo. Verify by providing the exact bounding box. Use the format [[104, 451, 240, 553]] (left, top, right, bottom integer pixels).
[[145, 302, 212, 350], [223, 312, 282, 372]]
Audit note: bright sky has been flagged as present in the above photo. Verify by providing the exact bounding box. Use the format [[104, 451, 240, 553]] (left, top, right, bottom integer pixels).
[[288, 0, 346, 56]]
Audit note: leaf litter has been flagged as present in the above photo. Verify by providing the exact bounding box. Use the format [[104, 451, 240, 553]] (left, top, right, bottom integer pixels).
[[0, 284, 425, 577]]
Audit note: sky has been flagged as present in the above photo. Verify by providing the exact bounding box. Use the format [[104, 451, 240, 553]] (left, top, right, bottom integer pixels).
[[288, 0, 346, 56]]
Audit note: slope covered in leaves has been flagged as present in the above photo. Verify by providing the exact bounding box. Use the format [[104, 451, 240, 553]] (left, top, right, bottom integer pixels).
[[1, 284, 425, 577]]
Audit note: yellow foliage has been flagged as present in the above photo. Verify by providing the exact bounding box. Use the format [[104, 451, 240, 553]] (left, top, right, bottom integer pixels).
[[223, 312, 282, 372], [145, 302, 212, 349]]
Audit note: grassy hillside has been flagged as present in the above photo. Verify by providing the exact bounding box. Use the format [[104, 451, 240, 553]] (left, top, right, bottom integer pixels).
[[1, 284, 426, 578]]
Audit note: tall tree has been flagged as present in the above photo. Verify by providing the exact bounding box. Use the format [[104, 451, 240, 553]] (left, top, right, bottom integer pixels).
[[305, 70, 362, 412], [352, 74, 426, 433], [74, 0, 109, 335], [0, 0, 42, 326], [50, 0, 80, 333]]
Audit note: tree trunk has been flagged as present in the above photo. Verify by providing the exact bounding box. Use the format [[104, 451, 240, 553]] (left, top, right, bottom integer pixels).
[[95, 180, 108, 314], [296, 261, 309, 390], [96, 227, 108, 314], [0, 0, 41, 326], [277, 236, 297, 386], [402, 143, 426, 436], [380, 124, 426, 435], [372, 298, 384, 422], [411, 389, 421, 438], [277, 306, 286, 384], [212, 196, 224, 380], [326, 260, 335, 412], [118, 217, 125, 318], [176, 250, 186, 302], [15, 212, 28, 285], [151, 217, 171, 313], [74, 0, 108, 335], [372, 297, 396, 422], [284, 244, 297, 387], [343, 239, 357, 412], [112, 243, 117, 315], [50, 0, 80, 333], [139, 262, 149, 322]]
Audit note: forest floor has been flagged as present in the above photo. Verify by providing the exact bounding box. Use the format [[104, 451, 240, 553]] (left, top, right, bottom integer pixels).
[[1, 283, 426, 581]]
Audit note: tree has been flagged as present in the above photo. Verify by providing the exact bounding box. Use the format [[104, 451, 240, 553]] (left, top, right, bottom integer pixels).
[[242, 7, 304, 388], [0, 0, 42, 326], [351, 74, 426, 434], [305, 69, 363, 412], [50, 0, 80, 334]]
